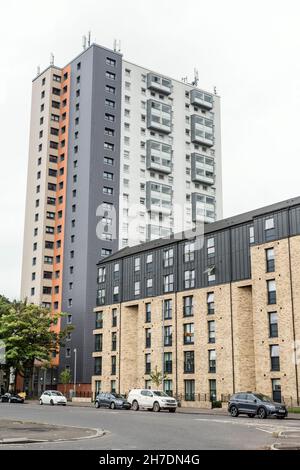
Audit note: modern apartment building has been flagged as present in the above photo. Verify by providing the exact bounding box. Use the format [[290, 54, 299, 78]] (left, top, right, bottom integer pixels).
[[21, 43, 222, 388], [92, 196, 300, 406]]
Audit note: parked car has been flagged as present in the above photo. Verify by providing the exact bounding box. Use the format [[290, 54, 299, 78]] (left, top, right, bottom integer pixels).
[[127, 389, 177, 412], [0, 393, 24, 404], [39, 390, 67, 406], [228, 392, 288, 419], [95, 392, 131, 410]]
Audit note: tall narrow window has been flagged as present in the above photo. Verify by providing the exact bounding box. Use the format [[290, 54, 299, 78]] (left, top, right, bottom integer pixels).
[[266, 248, 275, 272], [267, 279, 276, 305]]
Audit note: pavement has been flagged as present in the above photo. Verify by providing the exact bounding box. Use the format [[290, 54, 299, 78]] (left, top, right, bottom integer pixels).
[[0, 402, 300, 450]]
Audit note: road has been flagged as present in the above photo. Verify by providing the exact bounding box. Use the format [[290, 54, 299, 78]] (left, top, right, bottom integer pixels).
[[0, 402, 300, 450]]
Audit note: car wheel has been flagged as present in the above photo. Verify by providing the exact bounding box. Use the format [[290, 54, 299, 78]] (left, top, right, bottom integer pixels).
[[110, 402, 116, 410], [131, 400, 139, 411], [153, 401, 160, 412], [230, 405, 239, 417], [95, 401, 100, 409], [169, 408, 176, 413], [247, 414, 255, 418], [257, 407, 267, 419], [39, 399, 43, 405], [50, 399, 54, 406]]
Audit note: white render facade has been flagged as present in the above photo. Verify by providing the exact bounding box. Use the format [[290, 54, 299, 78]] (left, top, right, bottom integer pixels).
[[119, 60, 223, 248]]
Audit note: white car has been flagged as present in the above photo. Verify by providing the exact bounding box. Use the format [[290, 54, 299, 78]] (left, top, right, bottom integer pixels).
[[39, 390, 67, 406], [127, 389, 177, 412]]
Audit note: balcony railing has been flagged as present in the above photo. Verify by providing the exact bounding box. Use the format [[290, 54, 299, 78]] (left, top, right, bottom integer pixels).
[[147, 73, 172, 95], [190, 89, 213, 110]]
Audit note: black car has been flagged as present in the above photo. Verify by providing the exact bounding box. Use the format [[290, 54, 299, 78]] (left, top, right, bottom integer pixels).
[[95, 392, 131, 410], [0, 393, 25, 404], [228, 392, 288, 419]]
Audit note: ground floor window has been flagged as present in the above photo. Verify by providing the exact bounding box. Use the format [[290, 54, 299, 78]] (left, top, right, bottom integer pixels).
[[209, 379, 217, 402], [111, 380, 116, 393], [272, 378, 281, 402], [184, 379, 195, 401], [95, 380, 101, 394], [163, 380, 173, 396]]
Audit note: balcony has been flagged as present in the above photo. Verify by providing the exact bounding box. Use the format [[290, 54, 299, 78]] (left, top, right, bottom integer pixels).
[[146, 140, 172, 174], [191, 153, 215, 185], [147, 73, 172, 95], [191, 115, 214, 147], [190, 89, 213, 110], [147, 224, 172, 241], [147, 100, 172, 134], [192, 193, 216, 223], [146, 181, 172, 215]]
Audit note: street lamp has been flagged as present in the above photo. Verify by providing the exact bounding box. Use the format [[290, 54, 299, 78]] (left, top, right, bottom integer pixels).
[[73, 348, 77, 397]]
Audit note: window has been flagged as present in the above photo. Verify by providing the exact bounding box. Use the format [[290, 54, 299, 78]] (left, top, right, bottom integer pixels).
[[134, 281, 140, 297], [104, 127, 115, 136], [184, 380, 195, 401], [105, 85, 115, 94], [113, 285, 119, 302], [163, 299, 172, 320], [97, 288, 105, 305], [267, 279, 276, 305], [111, 380, 116, 393], [207, 237, 215, 256], [95, 334, 103, 352], [113, 263, 119, 281], [183, 296, 193, 317], [164, 274, 174, 293], [106, 71, 116, 80], [249, 226, 254, 244], [265, 217, 275, 240], [146, 254, 153, 271], [105, 99, 115, 108], [95, 311, 103, 329], [146, 278, 153, 296], [145, 328, 151, 348], [184, 351, 195, 373], [101, 248, 112, 257], [272, 378, 281, 402], [209, 379, 217, 402], [134, 257, 140, 272], [103, 171, 114, 181], [164, 380, 173, 396], [143, 303, 151, 323], [208, 267, 216, 285], [98, 266, 106, 283], [111, 332, 117, 351], [208, 320, 216, 343], [94, 357, 102, 375], [184, 270, 195, 289], [52, 100, 60, 109], [145, 353, 151, 374], [53, 74, 61, 82], [164, 326, 172, 346], [105, 113, 115, 122], [184, 241, 195, 262], [269, 312, 278, 338], [164, 352, 172, 374], [270, 345, 280, 371], [207, 292, 215, 314], [104, 142, 114, 151], [103, 186, 113, 195], [266, 248, 275, 272], [106, 57, 116, 67], [111, 356, 117, 375], [208, 350, 216, 373], [184, 323, 194, 344], [44, 256, 53, 264], [112, 308, 117, 327], [163, 248, 174, 268]]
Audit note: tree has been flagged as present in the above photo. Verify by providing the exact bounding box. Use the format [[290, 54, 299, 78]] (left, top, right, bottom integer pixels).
[[0, 298, 73, 393], [60, 368, 72, 396], [149, 366, 167, 389]]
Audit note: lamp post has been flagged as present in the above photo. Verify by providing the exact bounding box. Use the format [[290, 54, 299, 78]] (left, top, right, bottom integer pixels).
[[73, 348, 77, 397]]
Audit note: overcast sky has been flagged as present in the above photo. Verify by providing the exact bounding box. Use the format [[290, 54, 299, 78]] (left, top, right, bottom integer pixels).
[[1, 0, 299, 299]]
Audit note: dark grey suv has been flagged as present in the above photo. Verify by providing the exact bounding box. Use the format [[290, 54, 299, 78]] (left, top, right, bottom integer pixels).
[[228, 392, 288, 419], [95, 392, 131, 410]]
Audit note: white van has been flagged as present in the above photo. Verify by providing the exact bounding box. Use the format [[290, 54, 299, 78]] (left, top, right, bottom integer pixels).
[[127, 389, 177, 412]]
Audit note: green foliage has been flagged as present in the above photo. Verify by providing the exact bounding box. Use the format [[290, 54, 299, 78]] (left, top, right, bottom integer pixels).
[[150, 366, 167, 388], [0, 297, 73, 375], [60, 368, 72, 385]]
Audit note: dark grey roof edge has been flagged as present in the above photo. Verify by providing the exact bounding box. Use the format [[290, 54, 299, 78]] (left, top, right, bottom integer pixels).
[[97, 195, 300, 265]]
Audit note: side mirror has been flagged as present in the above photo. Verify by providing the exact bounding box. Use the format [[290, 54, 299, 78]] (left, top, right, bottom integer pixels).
[[253, 399, 257, 403]]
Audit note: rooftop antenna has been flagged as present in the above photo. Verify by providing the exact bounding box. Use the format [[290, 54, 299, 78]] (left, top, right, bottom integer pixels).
[[192, 68, 199, 87], [36, 65, 40, 76], [82, 35, 87, 50], [181, 76, 188, 83], [87, 31, 91, 47], [214, 86, 217, 95], [50, 53, 54, 66]]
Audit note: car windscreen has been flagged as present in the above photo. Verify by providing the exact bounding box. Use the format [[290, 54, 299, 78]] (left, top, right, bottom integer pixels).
[[153, 391, 169, 397], [253, 393, 272, 402], [111, 394, 124, 399], [50, 391, 63, 396]]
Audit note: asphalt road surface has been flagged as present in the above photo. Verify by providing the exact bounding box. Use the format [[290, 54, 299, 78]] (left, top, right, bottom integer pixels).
[[1, 402, 300, 450]]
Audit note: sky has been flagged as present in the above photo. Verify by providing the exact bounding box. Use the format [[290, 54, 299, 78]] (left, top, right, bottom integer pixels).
[[0, 0, 300, 299]]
